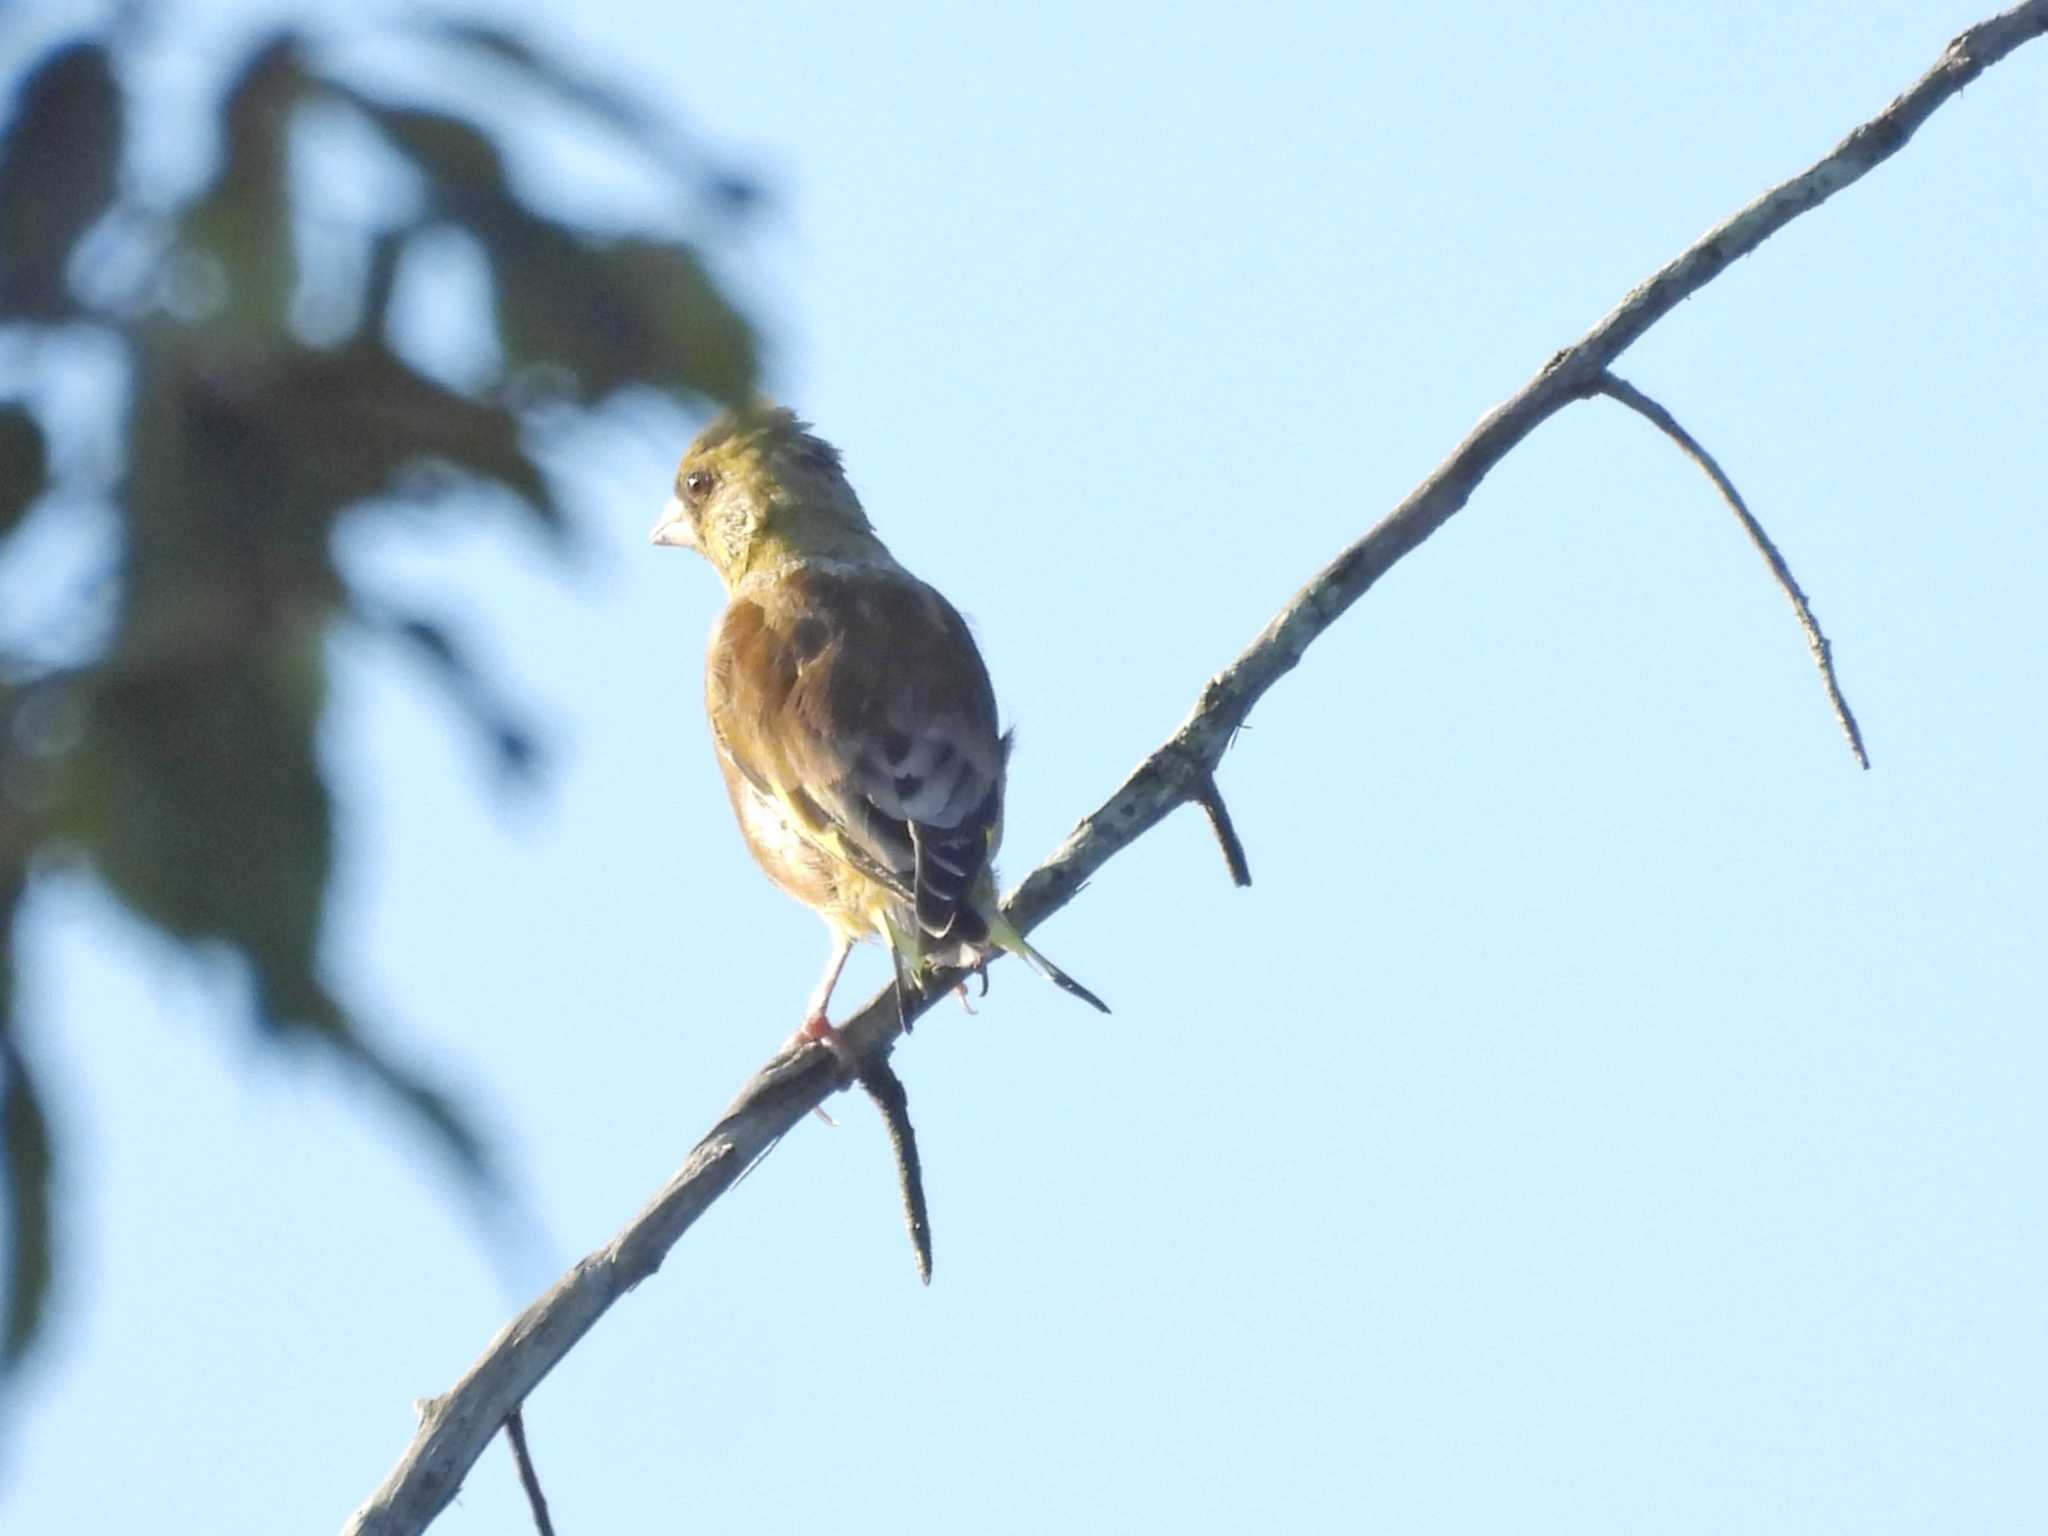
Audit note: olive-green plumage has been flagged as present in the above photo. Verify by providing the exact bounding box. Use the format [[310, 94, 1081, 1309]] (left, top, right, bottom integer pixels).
[[652, 406, 1106, 1034]]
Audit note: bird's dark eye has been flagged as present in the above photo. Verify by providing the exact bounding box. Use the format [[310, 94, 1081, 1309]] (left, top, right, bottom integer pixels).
[[682, 468, 718, 504]]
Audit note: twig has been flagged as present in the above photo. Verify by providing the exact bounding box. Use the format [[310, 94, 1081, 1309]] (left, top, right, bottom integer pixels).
[[857, 1058, 932, 1284], [341, 1050, 830, 1536], [1594, 372, 1870, 769], [341, 8, 2048, 1532], [503, 1409, 555, 1536], [1190, 771, 1252, 888]]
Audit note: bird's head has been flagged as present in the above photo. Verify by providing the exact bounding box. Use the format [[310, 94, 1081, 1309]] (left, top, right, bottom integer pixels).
[[651, 406, 878, 585]]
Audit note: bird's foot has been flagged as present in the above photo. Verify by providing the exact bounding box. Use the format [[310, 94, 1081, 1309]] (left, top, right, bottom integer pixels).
[[795, 1012, 865, 1066], [786, 1013, 859, 1124], [953, 959, 991, 1014]]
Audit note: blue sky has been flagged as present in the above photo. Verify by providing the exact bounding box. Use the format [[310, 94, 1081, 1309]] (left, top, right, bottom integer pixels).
[[4, 1, 2045, 1531]]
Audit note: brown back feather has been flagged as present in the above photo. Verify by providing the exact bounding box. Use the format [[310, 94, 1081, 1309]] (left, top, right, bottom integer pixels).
[[707, 564, 1004, 944]]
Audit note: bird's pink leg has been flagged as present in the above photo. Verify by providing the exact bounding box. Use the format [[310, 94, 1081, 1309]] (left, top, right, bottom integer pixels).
[[796, 933, 854, 1036], [786, 934, 860, 1085]]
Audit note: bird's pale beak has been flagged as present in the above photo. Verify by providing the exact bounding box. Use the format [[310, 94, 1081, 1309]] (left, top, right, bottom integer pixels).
[[649, 495, 698, 550]]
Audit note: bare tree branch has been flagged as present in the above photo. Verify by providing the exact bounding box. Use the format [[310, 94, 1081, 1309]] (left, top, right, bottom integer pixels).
[[1191, 770, 1253, 888], [857, 1056, 933, 1284], [503, 1409, 554, 1536], [340, 6, 2048, 1532], [1594, 372, 1870, 768]]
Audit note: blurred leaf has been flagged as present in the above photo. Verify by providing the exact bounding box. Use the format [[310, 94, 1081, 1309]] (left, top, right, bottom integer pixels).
[[0, 9, 768, 1364], [492, 228, 756, 407], [126, 334, 556, 585], [0, 404, 49, 540], [606, 238, 756, 406], [62, 644, 498, 1192], [317, 1011, 496, 1190], [74, 646, 332, 987], [2, 868, 54, 1370], [0, 40, 122, 319], [704, 172, 767, 216], [272, 967, 501, 1195], [423, 20, 661, 146], [0, 1056, 51, 1376], [389, 615, 544, 785], [276, 343, 555, 521], [329, 91, 514, 227], [341, 86, 756, 407], [356, 230, 403, 343], [116, 336, 342, 642], [487, 222, 643, 398], [409, 19, 764, 212], [0, 1042, 53, 1372], [180, 35, 307, 338]]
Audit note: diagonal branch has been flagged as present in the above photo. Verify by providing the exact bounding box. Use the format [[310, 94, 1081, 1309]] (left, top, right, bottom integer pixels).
[[502, 1409, 554, 1536], [1191, 770, 1253, 888], [340, 6, 2048, 1532], [856, 1056, 933, 1284], [1594, 372, 1870, 768]]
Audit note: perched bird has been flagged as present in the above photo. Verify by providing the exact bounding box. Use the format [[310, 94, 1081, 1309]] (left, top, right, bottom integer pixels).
[[651, 407, 1107, 1048]]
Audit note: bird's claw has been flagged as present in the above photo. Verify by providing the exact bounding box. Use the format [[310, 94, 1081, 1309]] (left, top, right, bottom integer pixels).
[[952, 959, 991, 1014]]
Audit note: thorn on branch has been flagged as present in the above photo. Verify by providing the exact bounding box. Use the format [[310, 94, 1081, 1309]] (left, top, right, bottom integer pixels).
[[1191, 771, 1253, 887], [856, 1056, 932, 1285], [1594, 372, 1871, 771], [504, 1407, 557, 1536]]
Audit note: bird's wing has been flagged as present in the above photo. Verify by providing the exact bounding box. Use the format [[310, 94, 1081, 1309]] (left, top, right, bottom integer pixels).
[[707, 563, 1005, 945]]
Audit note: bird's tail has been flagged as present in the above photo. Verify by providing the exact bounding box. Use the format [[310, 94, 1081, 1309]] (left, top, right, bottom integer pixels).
[[986, 911, 1110, 1015]]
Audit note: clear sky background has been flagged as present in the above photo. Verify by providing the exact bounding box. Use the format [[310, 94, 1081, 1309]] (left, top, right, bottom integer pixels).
[[4, 1, 2045, 1531]]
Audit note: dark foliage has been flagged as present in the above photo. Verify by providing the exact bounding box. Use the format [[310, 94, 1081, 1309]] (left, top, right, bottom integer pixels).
[[0, 12, 759, 1371]]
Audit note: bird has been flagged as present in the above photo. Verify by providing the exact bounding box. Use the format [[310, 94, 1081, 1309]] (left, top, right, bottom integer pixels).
[[650, 406, 1107, 1053]]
